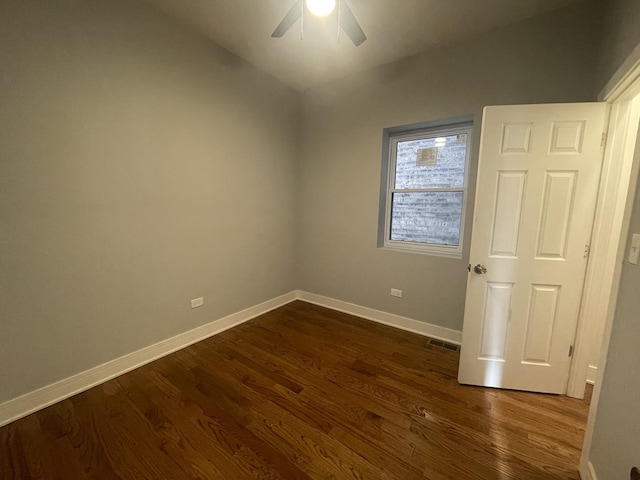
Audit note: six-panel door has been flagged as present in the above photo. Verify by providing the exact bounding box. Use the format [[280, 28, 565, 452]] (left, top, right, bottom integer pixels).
[[458, 103, 607, 394]]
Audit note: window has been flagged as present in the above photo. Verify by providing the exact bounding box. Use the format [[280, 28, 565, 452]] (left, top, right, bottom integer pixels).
[[379, 119, 473, 258]]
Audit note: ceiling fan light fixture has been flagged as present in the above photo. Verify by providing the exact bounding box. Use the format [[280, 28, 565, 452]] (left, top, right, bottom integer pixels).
[[272, 0, 366, 47], [305, 0, 336, 17]]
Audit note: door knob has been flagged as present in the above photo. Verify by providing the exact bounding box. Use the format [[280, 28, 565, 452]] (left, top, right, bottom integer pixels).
[[473, 264, 488, 274]]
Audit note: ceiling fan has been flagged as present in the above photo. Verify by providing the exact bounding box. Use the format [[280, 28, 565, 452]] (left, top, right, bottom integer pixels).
[[271, 0, 367, 47]]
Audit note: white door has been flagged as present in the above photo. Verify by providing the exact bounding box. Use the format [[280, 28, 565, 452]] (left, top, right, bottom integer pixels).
[[458, 103, 607, 394]]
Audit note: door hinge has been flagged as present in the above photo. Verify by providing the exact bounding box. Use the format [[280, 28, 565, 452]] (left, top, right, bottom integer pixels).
[[569, 345, 574, 357], [584, 244, 590, 258], [601, 132, 607, 147]]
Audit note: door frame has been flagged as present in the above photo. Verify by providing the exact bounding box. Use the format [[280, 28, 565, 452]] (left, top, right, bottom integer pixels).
[[567, 60, 640, 399], [572, 53, 640, 477]]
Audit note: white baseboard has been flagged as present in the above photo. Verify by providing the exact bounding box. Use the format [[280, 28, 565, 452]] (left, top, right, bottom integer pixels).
[[0, 290, 462, 428], [0, 291, 298, 428], [580, 461, 598, 480], [296, 291, 462, 345], [586, 365, 598, 385]]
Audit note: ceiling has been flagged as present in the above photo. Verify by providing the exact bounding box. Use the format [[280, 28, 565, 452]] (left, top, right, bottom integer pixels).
[[141, 0, 583, 91]]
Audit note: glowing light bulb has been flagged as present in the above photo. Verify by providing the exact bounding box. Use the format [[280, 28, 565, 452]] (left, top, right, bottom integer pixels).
[[306, 0, 336, 17]]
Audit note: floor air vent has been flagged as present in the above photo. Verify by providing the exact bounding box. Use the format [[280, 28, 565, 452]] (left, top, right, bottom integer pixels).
[[427, 338, 459, 352]]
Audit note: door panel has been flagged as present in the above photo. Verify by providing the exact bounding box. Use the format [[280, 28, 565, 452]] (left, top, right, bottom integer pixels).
[[478, 282, 512, 361], [522, 283, 559, 365], [491, 171, 527, 257], [458, 103, 606, 394], [536, 171, 577, 258]]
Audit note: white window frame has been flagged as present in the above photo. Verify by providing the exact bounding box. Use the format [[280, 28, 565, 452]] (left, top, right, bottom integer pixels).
[[381, 122, 472, 258]]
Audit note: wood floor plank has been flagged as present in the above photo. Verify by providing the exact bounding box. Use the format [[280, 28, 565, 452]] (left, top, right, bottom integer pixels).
[[0, 423, 34, 480], [122, 374, 266, 480], [177, 347, 398, 480], [0, 301, 592, 479]]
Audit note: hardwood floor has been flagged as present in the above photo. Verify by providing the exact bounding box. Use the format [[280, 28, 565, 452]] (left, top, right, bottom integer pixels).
[[0, 301, 592, 479]]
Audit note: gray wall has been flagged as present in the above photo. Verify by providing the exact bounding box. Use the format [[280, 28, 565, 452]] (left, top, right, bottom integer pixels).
[[297, 2, 602, 331], [589, 180, 640, 479], [0, 0, 299, 403], [596, 0, 640, 89]]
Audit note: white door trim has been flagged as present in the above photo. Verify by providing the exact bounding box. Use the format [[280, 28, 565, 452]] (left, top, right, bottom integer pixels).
[[567, 100, 638, 399], [567, 55, 640, 400], [577, 59, 640, 478]]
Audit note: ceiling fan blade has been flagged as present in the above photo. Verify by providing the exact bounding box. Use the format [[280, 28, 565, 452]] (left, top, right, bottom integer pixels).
[[339, 1, 366, 46], [272, 1, 303, 38]]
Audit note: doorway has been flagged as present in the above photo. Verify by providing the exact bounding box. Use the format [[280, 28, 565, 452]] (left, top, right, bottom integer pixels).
[[578, 60, 640, 479]]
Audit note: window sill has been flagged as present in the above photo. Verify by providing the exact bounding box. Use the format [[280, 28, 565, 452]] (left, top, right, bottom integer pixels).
[[381, 242, 463, 259]]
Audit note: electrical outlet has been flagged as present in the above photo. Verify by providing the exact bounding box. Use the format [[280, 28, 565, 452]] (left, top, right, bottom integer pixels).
[[191, 297, 204, 309], [390, 288, 403, 298]]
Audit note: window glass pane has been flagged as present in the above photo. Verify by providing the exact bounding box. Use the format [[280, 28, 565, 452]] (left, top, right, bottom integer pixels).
[[394, 134, 467, 189], [390, 192, 463, 246]]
